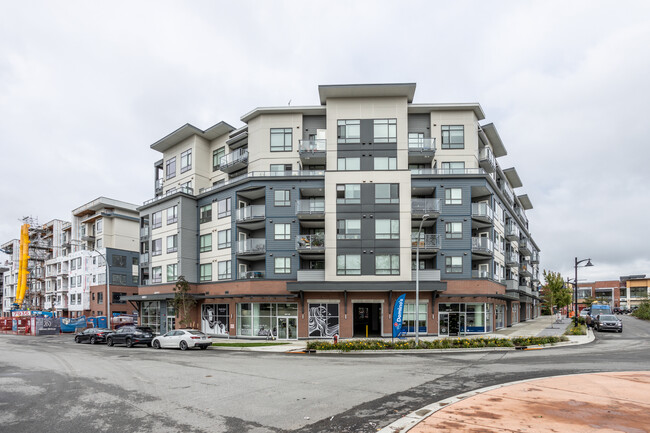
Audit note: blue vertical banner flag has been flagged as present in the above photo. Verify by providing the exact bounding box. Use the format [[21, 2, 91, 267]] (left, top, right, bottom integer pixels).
[[392, 294, 406, 338]]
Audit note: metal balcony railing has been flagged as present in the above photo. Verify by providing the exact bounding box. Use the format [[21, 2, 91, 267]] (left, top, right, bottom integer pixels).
[[296, 234, 325, 250], [235, 205, 265, 222], [220, 148, 249, 168], [471, 237, 494, 254], [408, 137, 436, 151], [505, 221, 520, 239], [505, 252, 519, 266], [236, 239, 266, 255], [239, 270, 265, 280], [411, 198, 441, 215], [471, 202, 494, 221], [472, 270, 492, 279], [411, 233, 442, 250], [296, 199, 325, 215]]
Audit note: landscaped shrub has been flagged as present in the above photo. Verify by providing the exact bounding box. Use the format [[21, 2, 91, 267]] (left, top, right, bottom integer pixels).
[[632, 301, 650, 320], [564, 323, 587, 335], [305, 336, 567, 351]]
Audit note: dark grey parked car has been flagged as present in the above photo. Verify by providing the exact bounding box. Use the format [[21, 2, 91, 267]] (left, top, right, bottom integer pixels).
[[106, 326, 155, 347], [594, 314, 623, 333]]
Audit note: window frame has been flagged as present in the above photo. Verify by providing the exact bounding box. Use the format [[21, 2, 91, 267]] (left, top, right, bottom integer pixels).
[[165, 157, 176, 179], [218, 197, 231, 219], [336, 184, 361, 204], [375, 219, 400, 240], [200, 233, 212, 253], [213, 147, 225, 171], [375, 254, 400, 275], [166, 234, 178, 253], [375, 184, 399, 204], [217, 229, 231, 249], [373, 119, 397, 143], [274, 257, 291, 274], [337, 119, 361, 144], [373, 157, 397, 171], [151, 238, 162, 256], [337, 219, 361, 240], [336, 254, 361, 275], [270, 128, 293, 152], [167, 205, 178, 224], [218, 260, 232, 280], [441, 125, 464, 149], [152, 211, 162, 229], [337, 157, 361, 171], [274, 223, 291, 240], [180, 149, 192, 173], [166, 263, 178, 282], [445, 256, 463, 273], [445, 222, 463, 239], [200, 263, 212, 282], [274, 190, 290, 207], [200, 204, 212, 223], [445, 188, 462, 205]]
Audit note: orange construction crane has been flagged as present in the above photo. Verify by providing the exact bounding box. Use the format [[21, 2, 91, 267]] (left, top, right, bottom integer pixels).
[[14, 223, 30, 309]]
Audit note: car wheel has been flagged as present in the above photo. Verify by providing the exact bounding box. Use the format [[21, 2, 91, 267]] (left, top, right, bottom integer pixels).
[[179, 340, 188, 351], [74, 336, 80, 343], [90, 336, 97, 345], [200, 345, 208, 350], [153, 340, 161, 349], [107, 338, 114, 347], [125, 338, 133, 348]]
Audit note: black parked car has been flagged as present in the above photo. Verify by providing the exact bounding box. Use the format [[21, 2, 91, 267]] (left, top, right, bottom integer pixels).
[[106, 326, 155, 347], [74, 328, 112, 344], [594, 314, 623, 333]]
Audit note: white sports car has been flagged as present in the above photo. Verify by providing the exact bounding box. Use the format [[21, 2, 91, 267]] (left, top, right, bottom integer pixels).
[[152, 329, 212, 350]]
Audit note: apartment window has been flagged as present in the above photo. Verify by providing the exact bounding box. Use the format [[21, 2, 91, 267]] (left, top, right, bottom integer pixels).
[[408, 132, 425, 147], [274, 257, 291, 274], [132, 257, 138, 266], [167, 263, 178, 282], [152, 267, 162, 284], [270, 164, 291, 173], [97, 292, 103, 304], [336, 184, 361, 204], [112, 274, 127, 285], [200, 263, 212, 282], [166, 157, 176, 179], [200, 233, 212, 252], [337, 254, 361, 275], [151, 238, 162, 256], [180, 149, 192, 173], [167, 234, 178, 253], [337, 157, 360, 171], [218, 260, 232, 280], [213, 147, 225, 171], [441, 125, 464, 149], [375, 184, 399, 204], [445, 188, 462, 205], [274, 223, 291, 240], [337, 219, 361, 239], [337, 119, 361, 143], [376, 254, 400, 275], [445, 222, 463, 239], [373, 119, 397, 143], [441, 161, 465, 174], [375, 219, 399, 239], [152, 211, 162, 229], [96, 238, 103, 248], [217, 229, 231, 249], [112, 255, 126, 267], [374, 157, 397, 170], [200, 204, 212, 223], [96, 219, 103, 234], [167, 205, 178, 224], [270, 128, 292, 152], [445, 256, 463, 273], [274, 190, 290, 207], [180, 181, 192, 192], [218, 197, 231, 218]]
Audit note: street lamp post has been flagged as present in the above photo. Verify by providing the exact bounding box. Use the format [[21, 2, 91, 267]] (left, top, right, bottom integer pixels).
[[574, 257, 594, 326], [415, 214, 430, 345]]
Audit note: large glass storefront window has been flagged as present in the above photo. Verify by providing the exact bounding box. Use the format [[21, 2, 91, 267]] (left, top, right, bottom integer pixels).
[[465, 304, 485, 333], [201, 304, 229, 335], [141, 301, 160, 334], [308, 303, 339, 337], [495, 305, 505, 329], [237, 303, 298, 337], [402, 303, 427, 333], [439, 303, 494, 334]]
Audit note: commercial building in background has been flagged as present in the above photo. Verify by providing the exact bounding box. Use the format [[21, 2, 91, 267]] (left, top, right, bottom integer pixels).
[[619, 275, 649, 309], [130, 83, 541, 338]]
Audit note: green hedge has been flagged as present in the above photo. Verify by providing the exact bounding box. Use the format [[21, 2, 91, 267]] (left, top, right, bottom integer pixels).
[[306, 336, 567, 352], [632, 301, 650, 320]]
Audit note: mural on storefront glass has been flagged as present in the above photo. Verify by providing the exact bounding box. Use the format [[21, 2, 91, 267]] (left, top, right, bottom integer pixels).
[[308, 303, 339, 337], [201, 304, 229, 335]]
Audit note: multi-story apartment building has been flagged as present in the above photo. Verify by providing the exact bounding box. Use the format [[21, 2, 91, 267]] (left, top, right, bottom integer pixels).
[[1, 239, 19, 316], [43, 197, 141, 318], [132, 83, 541, 338]]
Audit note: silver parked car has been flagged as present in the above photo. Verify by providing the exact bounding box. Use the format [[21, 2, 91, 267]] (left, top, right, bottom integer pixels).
[[594, 314, 623, 333], [152, 329, 212, 350]]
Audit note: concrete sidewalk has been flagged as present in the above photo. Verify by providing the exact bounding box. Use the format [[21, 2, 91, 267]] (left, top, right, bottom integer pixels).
[[383, 371, 650, 433]]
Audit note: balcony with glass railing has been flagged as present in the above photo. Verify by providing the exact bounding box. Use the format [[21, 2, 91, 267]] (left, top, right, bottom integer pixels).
[[411, 233, 441, 252], [531, 250, 540, 264], [235, 205, 265, 224], [411, 198, 441, 218], [298, 139, 327, 164], [408, 138, 436, 163], [472, 269, 492, 279], [505, 251, 519, 267], [296, 199, 325, 219], [236, 239, 266, 256], [479, 147, 496, 173], [239, 270, 265, 280], [220, 148, 249, 173], [471, 237, 494, 255], [471, 202, 494, 223], [519, 238, 532, 256], [505, 221, 520, 241], [140, 226, 150, 239], [519, 260, 532, 277], [140, 253, 149, 267], [296, 234, 325, 253], [500, 182, 514, 204]]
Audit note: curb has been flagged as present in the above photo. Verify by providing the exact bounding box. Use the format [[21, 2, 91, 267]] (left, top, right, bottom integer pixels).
[[377, 372, 599, 433]]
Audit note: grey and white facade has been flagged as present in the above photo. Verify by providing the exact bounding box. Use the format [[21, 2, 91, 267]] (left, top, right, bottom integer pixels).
[[134, 83, 541, 338]]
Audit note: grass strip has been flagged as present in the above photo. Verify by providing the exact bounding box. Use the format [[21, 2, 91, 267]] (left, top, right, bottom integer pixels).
[[212, 342, 290, 347]]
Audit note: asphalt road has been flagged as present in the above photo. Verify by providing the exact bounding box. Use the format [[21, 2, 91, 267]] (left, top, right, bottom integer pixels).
[[0, 315, 649, 433]]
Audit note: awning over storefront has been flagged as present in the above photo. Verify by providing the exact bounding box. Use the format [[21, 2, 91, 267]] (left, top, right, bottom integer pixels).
[[286, 281, 447, 292]]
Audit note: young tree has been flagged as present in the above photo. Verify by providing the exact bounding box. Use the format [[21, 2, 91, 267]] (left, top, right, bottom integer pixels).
[[543, 270, 572, 317], [170, 275, 196, 329]]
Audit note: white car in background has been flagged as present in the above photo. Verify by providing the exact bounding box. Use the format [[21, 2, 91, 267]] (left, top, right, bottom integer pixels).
[[152, 329, 212, 350]]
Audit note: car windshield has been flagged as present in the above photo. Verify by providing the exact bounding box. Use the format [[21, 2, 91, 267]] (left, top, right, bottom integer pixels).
[[599, 315, 617, 321]]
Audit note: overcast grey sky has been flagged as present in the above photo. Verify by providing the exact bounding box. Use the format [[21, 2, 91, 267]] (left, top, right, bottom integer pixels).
[[1, 0, 648, 283]]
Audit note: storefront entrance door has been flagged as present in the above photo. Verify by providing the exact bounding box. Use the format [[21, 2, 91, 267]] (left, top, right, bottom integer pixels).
[[440, 313, 465, 336], [277, 317, 298, 340]]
